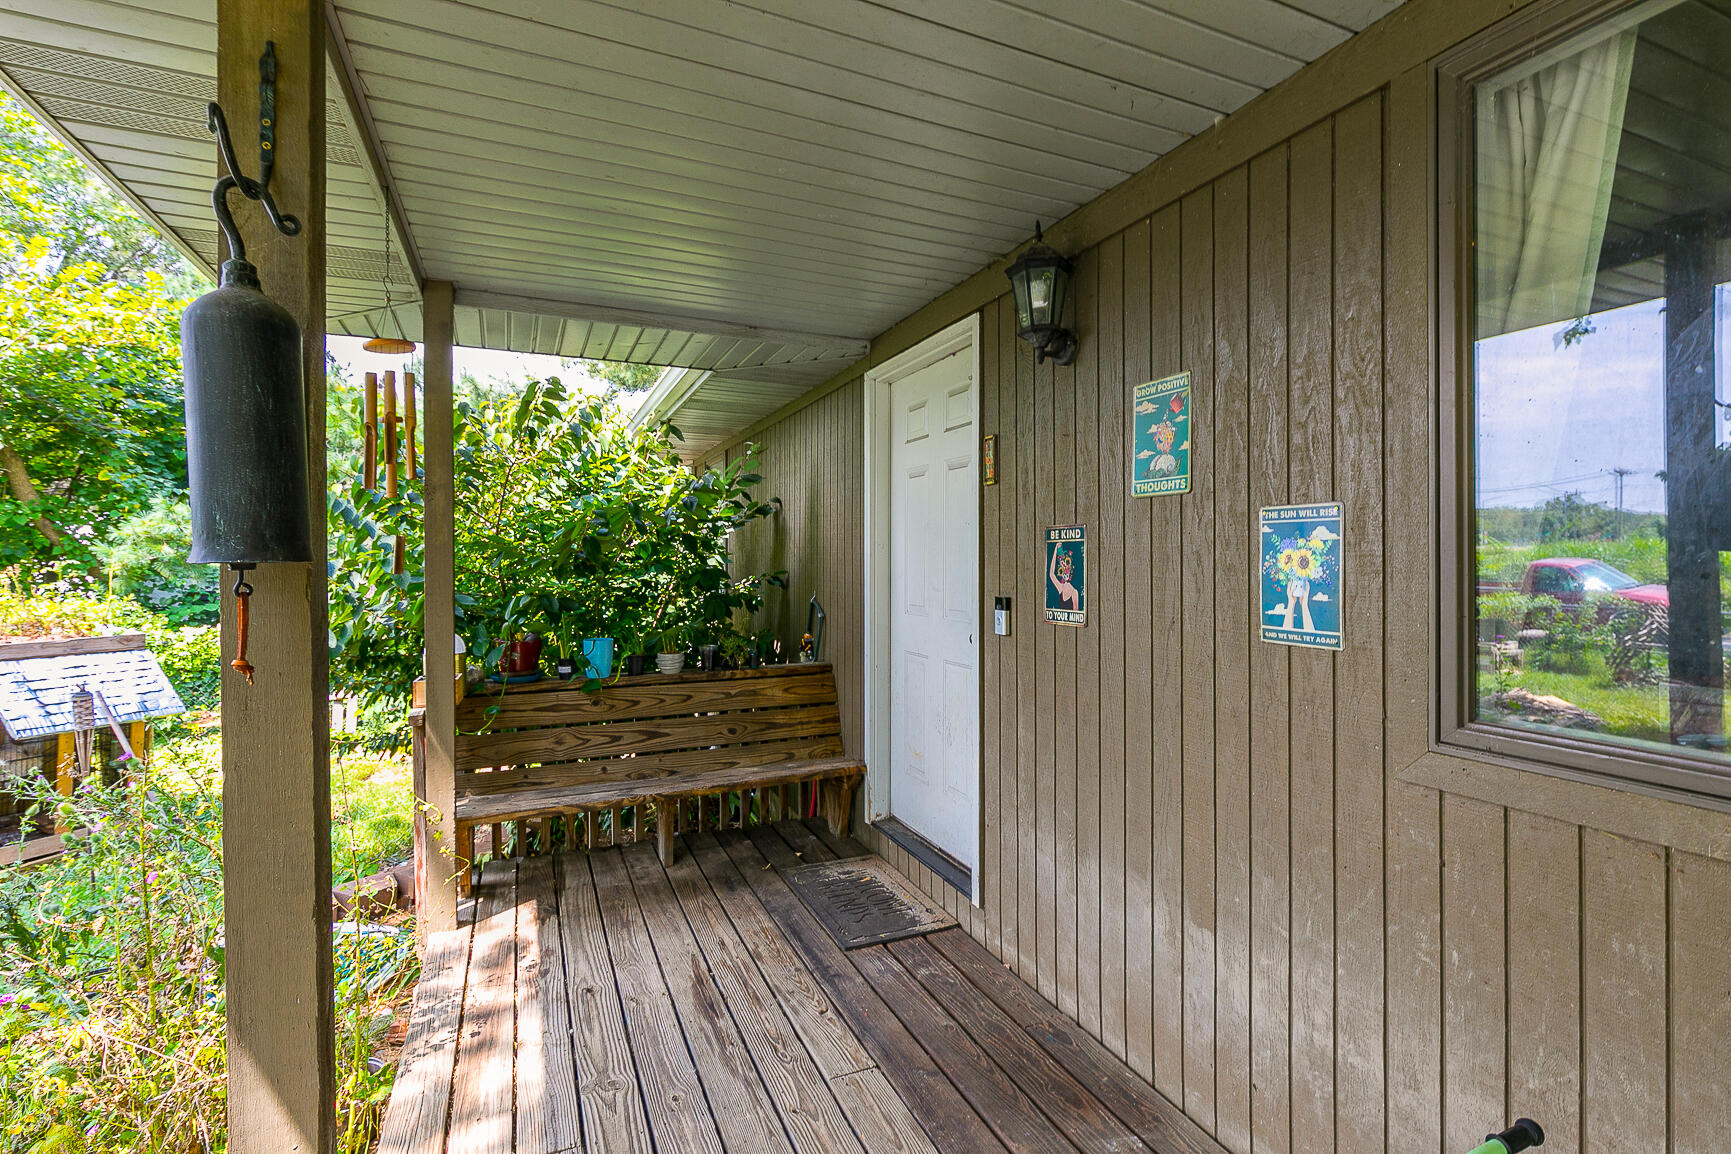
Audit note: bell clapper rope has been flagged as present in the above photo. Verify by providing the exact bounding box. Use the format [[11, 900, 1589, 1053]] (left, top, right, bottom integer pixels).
[[230, 564, 257, 685]]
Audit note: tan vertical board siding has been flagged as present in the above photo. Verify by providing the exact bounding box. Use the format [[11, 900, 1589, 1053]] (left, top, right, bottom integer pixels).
[[717, 54, 1731, 1154], [1381, 63, 1443, 1154], [1441, 795, 1504, 1151], [1246, 140, 1294, 1154], [1015, 306, 1039, 985], [1146, 202, 1187, 1106], [1074, 245, 1104, 1037], [1036, 348, 1059, 1005], [1670, 850, 1731, 1153], [843, 379, 865, 759], [1506, 813, 1580, 1151], [1285, 116, 1336, 1154], [1330, 93, 1386, 1154], [1120, 217, 1156, 1084], [981, 300, 1002, 955], [1096, 230, 1129, 1060], [1582, 831, 1668, 1154], [1054, 278, 1082, 1019], [997, 295, 1021, 973], [1210, 164, 1253, 1154], [1178, 187, 1218, 1132]]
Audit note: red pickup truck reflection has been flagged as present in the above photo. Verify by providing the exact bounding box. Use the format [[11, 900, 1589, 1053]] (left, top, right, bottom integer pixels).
[[1506, 558, 1667, 611]]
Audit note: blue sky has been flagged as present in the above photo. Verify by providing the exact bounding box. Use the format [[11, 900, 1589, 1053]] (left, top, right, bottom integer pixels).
[[327, 335, 653, 408], [1475, 287, 1730, 515]]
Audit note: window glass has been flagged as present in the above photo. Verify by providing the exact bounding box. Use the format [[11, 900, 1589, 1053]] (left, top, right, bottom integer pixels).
[[1471, 0, 1731, 765]]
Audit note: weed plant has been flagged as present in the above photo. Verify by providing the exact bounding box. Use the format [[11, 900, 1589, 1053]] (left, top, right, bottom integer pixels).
[[0, 731, 418, 1153]]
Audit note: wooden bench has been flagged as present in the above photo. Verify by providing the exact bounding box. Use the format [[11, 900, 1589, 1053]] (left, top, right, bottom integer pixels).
[[432, 663, 862, 883]]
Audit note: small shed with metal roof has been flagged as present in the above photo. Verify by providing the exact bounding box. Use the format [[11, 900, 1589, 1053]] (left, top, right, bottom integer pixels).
[[1, 634, 186, 863]]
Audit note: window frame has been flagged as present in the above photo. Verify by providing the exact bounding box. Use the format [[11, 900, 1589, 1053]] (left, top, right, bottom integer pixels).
[[1435, 0, 1731, 812]]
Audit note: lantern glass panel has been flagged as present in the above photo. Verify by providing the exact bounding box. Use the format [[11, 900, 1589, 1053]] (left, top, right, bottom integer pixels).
[[1028, 267, 1054, 321], [1047, 265, 1070, 330], [1012, 272, 1033, 330]]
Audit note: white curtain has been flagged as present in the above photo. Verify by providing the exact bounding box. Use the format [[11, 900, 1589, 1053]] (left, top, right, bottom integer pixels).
[[1476, 27, 1637, 337]]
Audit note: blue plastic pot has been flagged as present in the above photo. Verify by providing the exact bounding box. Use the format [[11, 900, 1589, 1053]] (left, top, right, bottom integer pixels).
[[581, 637, 616, 680]]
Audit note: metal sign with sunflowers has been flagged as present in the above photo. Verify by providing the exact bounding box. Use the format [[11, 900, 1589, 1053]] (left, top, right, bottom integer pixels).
[[1259, 503, 1343, 650], [1131, 371, 1192, 497], [1045, 524, 1086, 626]]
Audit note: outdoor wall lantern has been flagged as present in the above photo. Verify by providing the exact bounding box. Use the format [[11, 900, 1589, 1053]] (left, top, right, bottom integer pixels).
[[1005, 222, 1077, 366], [181, 44, 312, 684]]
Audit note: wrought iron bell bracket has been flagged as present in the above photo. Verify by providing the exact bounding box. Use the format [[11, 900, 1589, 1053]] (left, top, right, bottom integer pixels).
[[206, 42, 301, 272]]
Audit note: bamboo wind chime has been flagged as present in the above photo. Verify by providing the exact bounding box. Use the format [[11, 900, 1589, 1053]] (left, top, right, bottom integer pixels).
[[363, 369, 418, 573]]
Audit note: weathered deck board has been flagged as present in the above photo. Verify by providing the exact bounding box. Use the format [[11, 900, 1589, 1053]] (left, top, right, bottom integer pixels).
[[513, 857, 581, 1154], [926, 928, 1225, 1154], [555, 853, 654, 1154], [831, 1067, 943, 1154], [622, 844, 799, 1154], [381, 825, 1229, 1154], [655, 842, 868, 1154], [887, 935, 1147, 1154], [375, 925, 473, 1154], [589, 847, 728, 1154], [681, 832, 875, 1079], [448, 862, 517, 1154], [733, 825, 1014, 1154]]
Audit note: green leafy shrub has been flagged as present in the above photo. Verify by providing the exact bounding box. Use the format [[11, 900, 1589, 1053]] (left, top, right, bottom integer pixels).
[[1523, 599, 1611, 675], [327, 376, 782, 712]]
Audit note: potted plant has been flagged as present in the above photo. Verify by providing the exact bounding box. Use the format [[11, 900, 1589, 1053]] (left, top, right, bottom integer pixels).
[[544, 603, 582, 679], [581, 635, 616, 680], [621, 631, 653, 677], [719, 629, 751, 672], [550, 643, 579, 680], [501, 627, 544, 677], [656, 626, 689, 675]]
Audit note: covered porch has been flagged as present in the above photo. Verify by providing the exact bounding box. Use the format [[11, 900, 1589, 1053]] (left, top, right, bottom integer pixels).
[[4, 0, 1730, 1149], [381, 820, 1214, 1154]]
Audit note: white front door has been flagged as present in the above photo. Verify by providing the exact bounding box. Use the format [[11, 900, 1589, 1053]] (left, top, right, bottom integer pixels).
[[887, 348, 978, 865]]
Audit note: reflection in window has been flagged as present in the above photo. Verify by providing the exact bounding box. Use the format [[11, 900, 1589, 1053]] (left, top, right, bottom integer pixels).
[[1472, 0, 1731, 763]]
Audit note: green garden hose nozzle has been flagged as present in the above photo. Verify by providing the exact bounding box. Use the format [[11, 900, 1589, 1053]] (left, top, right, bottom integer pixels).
[[1469, 1119, 1545, 1154]]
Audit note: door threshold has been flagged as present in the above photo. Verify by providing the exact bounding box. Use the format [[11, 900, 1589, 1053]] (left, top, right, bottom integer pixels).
[[871, 816, 971, 898]]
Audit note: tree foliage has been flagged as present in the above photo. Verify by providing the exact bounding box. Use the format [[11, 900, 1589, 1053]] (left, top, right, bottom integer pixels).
[[0, 94, 201, 592], [0, 95, 199, 294], [0, 241, 186, 582], [583, 360, 660, 401]]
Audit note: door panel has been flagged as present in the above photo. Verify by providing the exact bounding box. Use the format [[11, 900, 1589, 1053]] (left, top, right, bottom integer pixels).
[[888, 349, 978, 864]]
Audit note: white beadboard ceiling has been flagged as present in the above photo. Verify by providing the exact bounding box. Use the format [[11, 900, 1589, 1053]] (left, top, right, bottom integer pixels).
[[0, 0, 1407, 452]]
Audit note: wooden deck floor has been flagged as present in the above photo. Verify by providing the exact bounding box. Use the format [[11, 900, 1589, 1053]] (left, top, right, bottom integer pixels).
[[379, 820, 1221, 1154]]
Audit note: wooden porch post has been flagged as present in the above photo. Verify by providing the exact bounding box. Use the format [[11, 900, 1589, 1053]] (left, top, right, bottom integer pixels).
[[419, 280, 460, 930], [215, 1, 334, 1149]]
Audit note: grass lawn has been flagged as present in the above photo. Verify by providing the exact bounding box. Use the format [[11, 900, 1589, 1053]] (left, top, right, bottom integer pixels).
[[1506, 669, 1673, 743], [152, 723, 417, 881]]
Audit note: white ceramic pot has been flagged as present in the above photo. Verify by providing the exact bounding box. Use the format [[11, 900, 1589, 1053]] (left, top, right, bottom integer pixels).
[[655, 652, 686, 675]]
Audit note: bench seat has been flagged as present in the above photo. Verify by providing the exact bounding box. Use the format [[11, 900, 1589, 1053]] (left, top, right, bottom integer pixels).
[[441, 663, 860, 877]]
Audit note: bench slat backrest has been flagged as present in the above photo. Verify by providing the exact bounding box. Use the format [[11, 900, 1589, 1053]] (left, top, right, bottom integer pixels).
[[454, 664, 843, 796]]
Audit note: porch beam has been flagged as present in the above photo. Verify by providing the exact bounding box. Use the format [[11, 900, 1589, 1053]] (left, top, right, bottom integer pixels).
[[630, 367, 711, 430], [216, 1, 334, 1151], [420, 279, 460, 931], [452, 287, 870, 360], [322, 1, 426, 288]]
